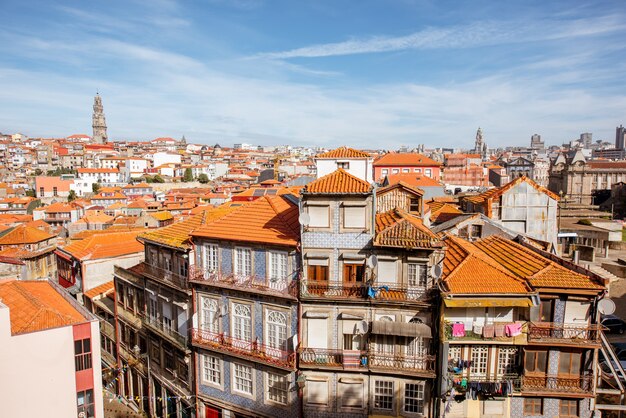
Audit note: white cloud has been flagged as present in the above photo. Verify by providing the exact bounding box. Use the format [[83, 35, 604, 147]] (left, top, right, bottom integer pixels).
[[259, 15, 626, 59]]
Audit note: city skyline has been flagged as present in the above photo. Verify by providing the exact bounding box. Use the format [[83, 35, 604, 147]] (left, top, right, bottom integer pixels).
[[1, 0, 625, 148]]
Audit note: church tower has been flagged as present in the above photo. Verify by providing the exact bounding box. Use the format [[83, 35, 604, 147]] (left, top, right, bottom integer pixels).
[[474, 127, 488, 160], [92, 93, 108, 144]]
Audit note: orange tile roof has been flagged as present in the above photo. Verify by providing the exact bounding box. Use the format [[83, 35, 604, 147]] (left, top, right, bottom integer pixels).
[[0, 224, 55, 245], [374, 152, 441, 167], [473, 236, 603, 290], [60, 230, 146, 260], [44, 201, 78, 213], [305, 168, 371, 194], [83, 280, 114, 300], [315, 146, 371, 159], [140, 206, 236, 249], [427, 201, 463, 224], [0, 280, 86, 335], [442, 236, 533, 294], [464, 176, 560, 207], [151, 211, 174, 221], [192, 196, 300, 246], [374, 209, 442, 249], [377, 181, 424, 197], [83, 213, 115, 223], [385, 173, 442, 187]]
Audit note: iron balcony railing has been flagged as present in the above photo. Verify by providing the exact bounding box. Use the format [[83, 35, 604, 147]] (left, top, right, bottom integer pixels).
[[189, 266, 297, 299], [527, 322, 602, 344], [143, 316, 188, 347], [192, 328, 296, 370], [299, 348, 367, 369], [520, 375, 593, 393], [368, 352, 436, 373], [301, 281, 433, 302], [136, 262, 188, 290]]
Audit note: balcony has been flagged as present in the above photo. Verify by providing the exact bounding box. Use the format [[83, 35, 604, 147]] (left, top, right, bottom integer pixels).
[[189, 267, 297, 300], [443, 322, 527, 344], [100, 320, 116, 340], [131, 262, 188, 291], [144, 316, 188, 348], [192, 328, 296, 371], [520, 375, 593, 395], [299, 348, 367, 370], [368, 352, 436, 377], [117, 305, 143, 329], [527, 322, 602, 345], [300, 281, 432, 303]]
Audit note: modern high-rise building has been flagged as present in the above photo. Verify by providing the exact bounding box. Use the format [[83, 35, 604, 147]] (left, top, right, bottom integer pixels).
[[530, 134, 544, 150], [579, 132, 592, 148], [616, 125, 625, 150], [92, 93, 108, 144]]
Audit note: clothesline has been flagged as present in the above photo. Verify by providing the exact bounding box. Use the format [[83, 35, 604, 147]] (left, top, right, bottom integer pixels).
[[450, 321, 523, 338]]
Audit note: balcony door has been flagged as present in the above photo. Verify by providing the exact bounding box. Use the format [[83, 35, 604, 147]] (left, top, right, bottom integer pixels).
[[343, 262, 365, 294]]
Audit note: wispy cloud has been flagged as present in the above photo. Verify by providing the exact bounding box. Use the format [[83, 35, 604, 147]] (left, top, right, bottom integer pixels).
[[259, 15, 626, 59]]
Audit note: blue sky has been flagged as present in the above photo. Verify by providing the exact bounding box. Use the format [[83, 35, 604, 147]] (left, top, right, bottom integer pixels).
[[0, 0, 625, 149]]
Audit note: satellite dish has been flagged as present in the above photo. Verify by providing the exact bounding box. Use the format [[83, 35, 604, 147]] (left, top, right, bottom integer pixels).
[[598, 298, 616, 316], [298, 212, 310, 227], [356, 320, 369, 335], [431, 264, 443, 279], [367, 255, 378, 269]]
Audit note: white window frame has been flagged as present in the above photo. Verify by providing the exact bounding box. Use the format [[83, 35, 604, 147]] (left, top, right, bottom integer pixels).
[[203, 243, 219, 275], [497, 346, 518, 378], [425, 168, 432, 177], [408, 263, 428, 288], [374, 380, 394, 411], [470, 346, 489, 378], [403, 382, 425, 414], [200, 296, 219, 334], [269, 251, 288, 282], [201, 354, 222, 388], [232, 303, 252, 343], [266, 309, 288, 354], [343, 205, 366, 229], [234, 247, 252, 277], [266, 371, 289, 406], [232, 362, 254, 397], [307, 205, 330, 228]]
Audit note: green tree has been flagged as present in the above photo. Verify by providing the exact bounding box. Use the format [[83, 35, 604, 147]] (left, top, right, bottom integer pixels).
[[26, 189, 36, 197], [183, 168, 193, 182], [67, 190, 77, 202], [92, 183, 101, 193], [153, 175, 165, 183], [197, 173, 209, 184], [34, 168, 43, 176]]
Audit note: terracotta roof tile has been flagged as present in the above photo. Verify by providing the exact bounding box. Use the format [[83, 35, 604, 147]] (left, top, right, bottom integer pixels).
[[191, 196, 300, 247], [427, 201, 463, 224], [374, 152, 441, 167], [0, 281, 86, 335], [374, 209, 441, 248], [473, 236, 603, 290], [0, 224, 55, 245], [150, 211, 174, 221], [385, 173, 442, 187], [315, 146, 371, 159], [140, 206, 236, 250], [83, 280, 114, 300], [442, 236, 533, 294], [304, 169, 371, 194], [464, 176, 560, 206], [60, 230, 146, 260]]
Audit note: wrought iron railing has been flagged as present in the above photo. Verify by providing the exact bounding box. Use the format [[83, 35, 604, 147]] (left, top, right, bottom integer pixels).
[[192, 328, 296, 369], [300, 281, 432, 301], [521, 375, 593, 393], [528, 322, 601, 343], [144, 316, 188, 347], [189, 266, 297, 299], [136, 262, 188, 290], [299, 348, 367, 369], [368, 352, 436, 372]]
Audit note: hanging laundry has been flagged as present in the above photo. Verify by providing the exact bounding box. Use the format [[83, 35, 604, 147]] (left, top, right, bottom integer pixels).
[[505, 322, 523, 337], [452, 323, 465, 337], [473, 324, 483, 335], [494, 323, 505, 337], [483, 324, 495, 338]]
